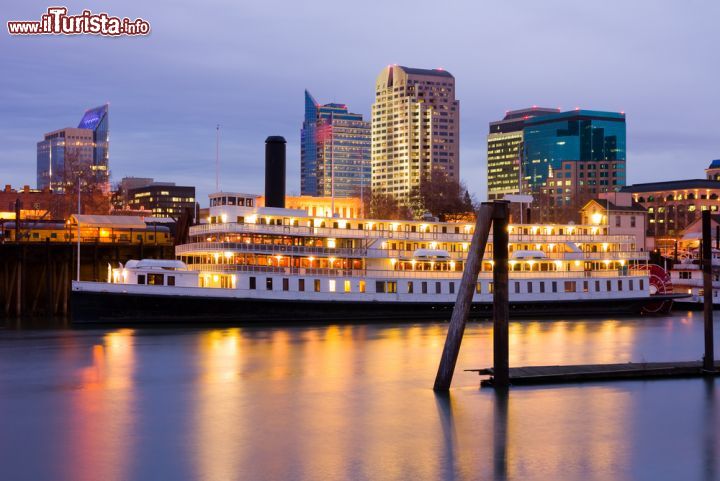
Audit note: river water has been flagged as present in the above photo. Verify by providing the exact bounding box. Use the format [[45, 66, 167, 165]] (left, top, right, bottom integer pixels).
[[0, 313, 718, 481]]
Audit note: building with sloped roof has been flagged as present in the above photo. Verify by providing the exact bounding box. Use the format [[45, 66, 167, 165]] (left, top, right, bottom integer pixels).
[[580, 192, 648, 250]]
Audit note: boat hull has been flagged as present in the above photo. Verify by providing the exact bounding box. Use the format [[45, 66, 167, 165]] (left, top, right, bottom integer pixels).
[[70, 290, 673, 325], [671, 301, 720, 311]]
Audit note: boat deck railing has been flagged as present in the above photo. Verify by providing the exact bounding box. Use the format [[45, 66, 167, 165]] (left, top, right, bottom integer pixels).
[[177, 241, 648, 262], [185, 264, 650, 280], [176, 242, 367, 258], [189, 222, 640, 245]]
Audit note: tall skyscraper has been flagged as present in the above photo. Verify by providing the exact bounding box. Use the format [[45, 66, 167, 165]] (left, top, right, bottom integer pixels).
[[371, 65, 459, 204], [37, 104, 109, 192], [78, 104, 110, 187], [301, 91, 371, 198], [522, 109, 626, 223], [487, 107, 560, 200]]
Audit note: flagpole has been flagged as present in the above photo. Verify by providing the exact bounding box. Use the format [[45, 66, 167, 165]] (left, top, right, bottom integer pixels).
[[216, 124, 220, 192], [76, 175, 81, 281]]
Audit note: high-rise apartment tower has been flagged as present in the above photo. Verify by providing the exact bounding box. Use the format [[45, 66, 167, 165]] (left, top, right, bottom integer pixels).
[[371, 65, 459, 204]]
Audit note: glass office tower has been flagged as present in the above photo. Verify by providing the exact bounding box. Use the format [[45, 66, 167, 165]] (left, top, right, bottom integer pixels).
[[37, 104, 110, 192], [522, 110, 626, 222], [77, 104, 110, 187], [301, 90, 370, 198], [487, 107, 560, 200], [36, 128, 95, 192]]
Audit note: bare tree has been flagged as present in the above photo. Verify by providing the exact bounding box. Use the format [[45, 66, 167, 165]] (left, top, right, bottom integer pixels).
[[415, 168, 475, 220], [364, 192, 413, 220]]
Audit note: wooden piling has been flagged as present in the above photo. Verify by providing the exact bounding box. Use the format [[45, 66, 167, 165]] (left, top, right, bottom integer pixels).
[[93, 241, 99, 282], [46, 240, 53, 316], [702, 210, 715, 372], [16, 249, 22, 319], [30, 263, 46, 315], [4, 261, 15, 317], [433, 202, 495, 391], [61, 260, 68, 317], [492, 201, 510, 388]]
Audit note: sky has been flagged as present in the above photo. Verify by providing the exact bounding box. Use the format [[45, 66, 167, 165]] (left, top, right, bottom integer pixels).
[[2, 0, 719, 205]]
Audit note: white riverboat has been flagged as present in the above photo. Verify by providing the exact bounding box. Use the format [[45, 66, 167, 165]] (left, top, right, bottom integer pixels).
[[72, 192, 678, 323]]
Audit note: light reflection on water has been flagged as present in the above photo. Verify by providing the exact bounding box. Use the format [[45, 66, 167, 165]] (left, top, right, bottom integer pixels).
[[0, 313, 717, 481]]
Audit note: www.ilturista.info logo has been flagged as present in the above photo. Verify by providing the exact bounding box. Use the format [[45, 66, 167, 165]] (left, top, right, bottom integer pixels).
[[7, 7, 150, 36]]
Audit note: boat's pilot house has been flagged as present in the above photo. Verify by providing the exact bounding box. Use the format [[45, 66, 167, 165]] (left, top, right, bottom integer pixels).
[[111, 260, 199, 287], [209, 193, 259, 208]]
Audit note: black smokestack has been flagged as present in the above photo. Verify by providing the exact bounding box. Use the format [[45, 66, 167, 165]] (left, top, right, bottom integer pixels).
[[265, 136, 286, 208]]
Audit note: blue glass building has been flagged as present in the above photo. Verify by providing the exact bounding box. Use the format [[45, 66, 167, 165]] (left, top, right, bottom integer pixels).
[[301, 91, 370, 198], [523, 110, 626, 187], [521, 109, 626, 221], [78, 104, 110, 186]]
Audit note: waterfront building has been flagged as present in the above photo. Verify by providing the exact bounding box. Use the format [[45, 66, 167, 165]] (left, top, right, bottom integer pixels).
[[1, 214, 172, 245], [37, 104, 110, 192], [0, 184, 55, 219], [580, 192, 648, 250], [622, 178, 720, 246], [619, 161, 720, 255], [522, 109, 626, 223], [371, 65, 459, 205], [301, 91, 371, 198], [127, 182, 196, 218], [487, 107, 560, 200]]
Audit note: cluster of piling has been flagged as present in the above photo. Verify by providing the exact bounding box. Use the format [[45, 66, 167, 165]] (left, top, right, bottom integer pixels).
[[0, 241, 169, 320]]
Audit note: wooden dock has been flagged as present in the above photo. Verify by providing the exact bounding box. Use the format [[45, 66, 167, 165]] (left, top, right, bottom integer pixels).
[[435, 206, 716, 391], [469, 361, 720, 387]]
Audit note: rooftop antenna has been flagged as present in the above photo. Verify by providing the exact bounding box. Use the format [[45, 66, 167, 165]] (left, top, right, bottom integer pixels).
[[216, 124, 221, 192]]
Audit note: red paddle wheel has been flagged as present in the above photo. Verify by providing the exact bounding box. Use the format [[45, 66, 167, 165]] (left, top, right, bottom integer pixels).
[[637, 264, 673, 314]]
